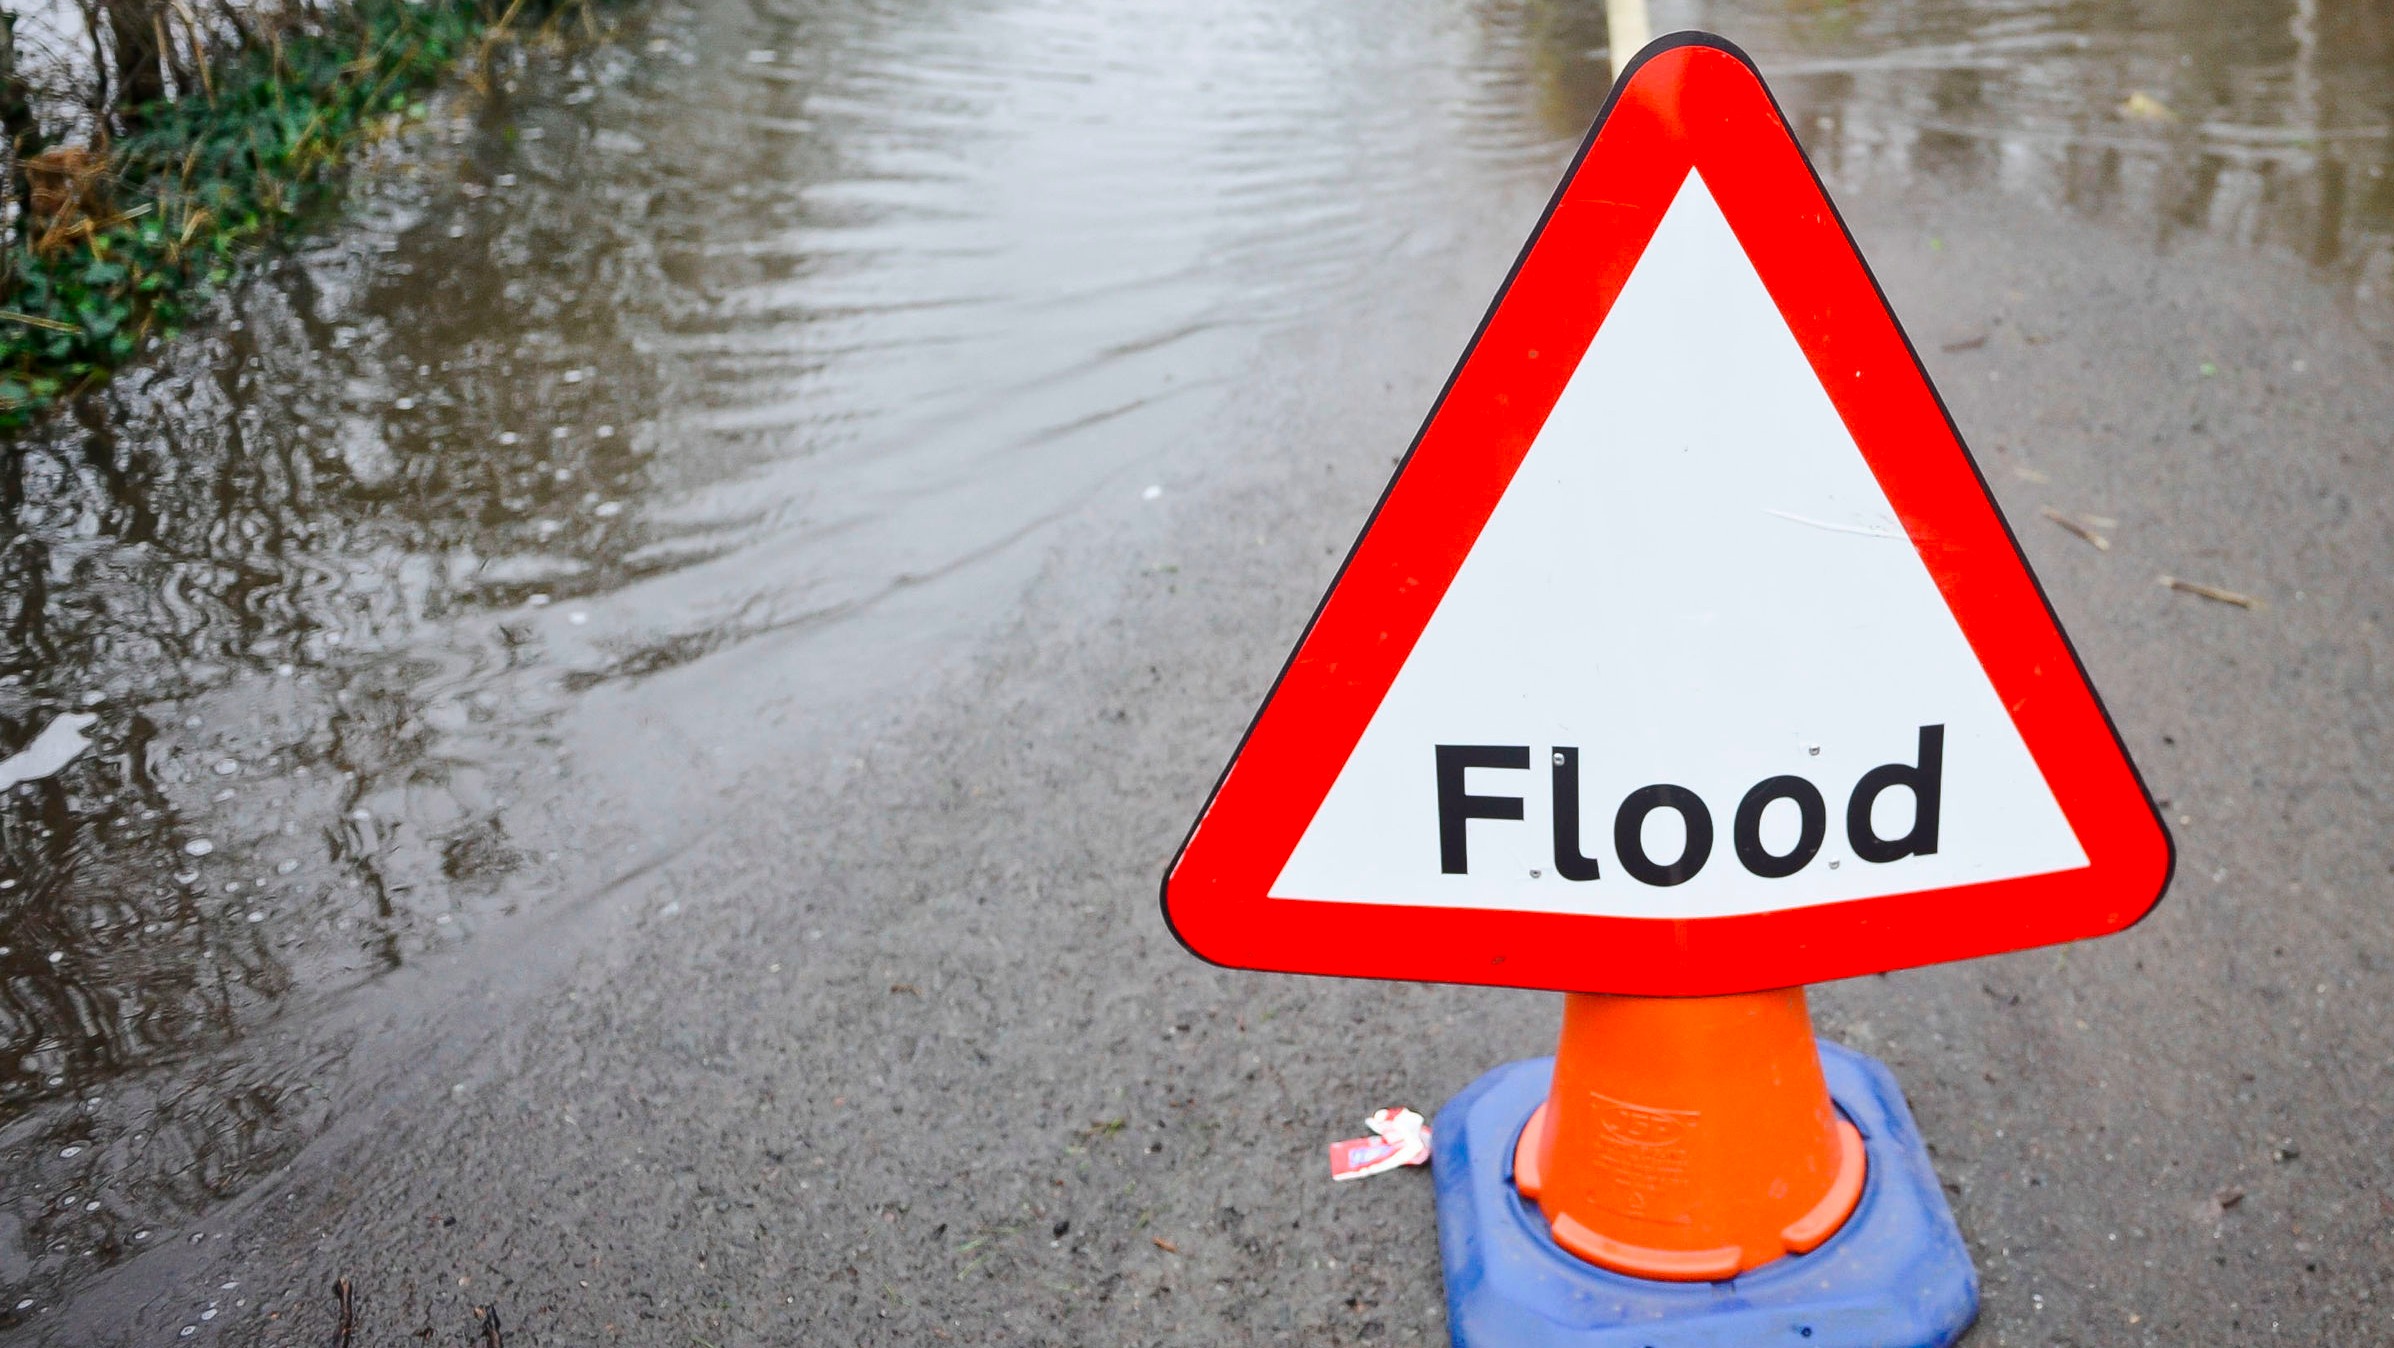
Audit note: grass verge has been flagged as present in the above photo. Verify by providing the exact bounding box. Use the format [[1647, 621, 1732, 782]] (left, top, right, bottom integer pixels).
[[0, 0, 582, 424]]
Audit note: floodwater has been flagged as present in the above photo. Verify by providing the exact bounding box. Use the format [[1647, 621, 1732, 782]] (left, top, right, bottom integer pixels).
[[1, 0, 2388, 1325]]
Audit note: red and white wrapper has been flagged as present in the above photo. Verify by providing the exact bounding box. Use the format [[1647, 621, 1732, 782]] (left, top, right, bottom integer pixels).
[[1327, 1106, 1432, 1181]]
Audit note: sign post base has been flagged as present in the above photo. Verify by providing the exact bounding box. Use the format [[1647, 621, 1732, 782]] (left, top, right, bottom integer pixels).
[[1431, 1043, 1977, 1348]]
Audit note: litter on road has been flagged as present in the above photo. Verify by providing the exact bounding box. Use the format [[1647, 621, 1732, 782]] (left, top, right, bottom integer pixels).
[[1328, 1107, 1433, 1182]]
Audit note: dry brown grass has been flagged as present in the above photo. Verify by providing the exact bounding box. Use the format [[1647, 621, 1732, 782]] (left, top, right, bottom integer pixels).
[[23, 146, 117, 257]]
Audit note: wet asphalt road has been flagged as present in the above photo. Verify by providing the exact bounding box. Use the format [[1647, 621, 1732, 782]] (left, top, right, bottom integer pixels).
[[51, 175, 2394, 1345], [12, 2, 2394, 1345]]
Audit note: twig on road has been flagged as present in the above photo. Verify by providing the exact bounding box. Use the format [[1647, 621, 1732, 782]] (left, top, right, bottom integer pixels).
[[332, 1275, 356, 1348], [2159, 575, 2260, 609], [2040, 506, 2113, 551]]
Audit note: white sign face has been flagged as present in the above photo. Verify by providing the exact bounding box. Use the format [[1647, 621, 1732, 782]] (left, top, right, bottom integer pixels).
[[1270, 172, 2087, 920]]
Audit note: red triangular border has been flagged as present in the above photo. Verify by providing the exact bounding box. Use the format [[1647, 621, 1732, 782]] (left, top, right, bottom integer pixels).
[[1161, 34, 2172, 995]]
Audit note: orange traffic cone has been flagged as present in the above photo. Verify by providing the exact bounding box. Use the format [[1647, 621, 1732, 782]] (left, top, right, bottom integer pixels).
[[1511, 988, 1866, 1281]]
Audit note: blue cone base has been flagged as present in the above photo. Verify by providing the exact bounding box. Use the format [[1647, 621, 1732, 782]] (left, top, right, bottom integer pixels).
[[1432, 1042, 1977, 1348]]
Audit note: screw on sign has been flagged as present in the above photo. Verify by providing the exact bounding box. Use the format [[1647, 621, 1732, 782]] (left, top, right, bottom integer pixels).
[[1159, 33, 2170, 1348]]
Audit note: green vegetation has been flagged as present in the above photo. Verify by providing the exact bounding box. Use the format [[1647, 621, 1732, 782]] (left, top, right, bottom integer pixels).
[[0, 0, 586, 423]]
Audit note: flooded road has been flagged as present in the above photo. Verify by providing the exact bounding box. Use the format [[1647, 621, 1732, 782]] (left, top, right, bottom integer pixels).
[[2, 0, 2390, 1334]]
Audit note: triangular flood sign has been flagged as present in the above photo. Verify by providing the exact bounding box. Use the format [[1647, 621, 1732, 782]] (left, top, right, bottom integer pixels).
[[1162, 35, 2170, 995]]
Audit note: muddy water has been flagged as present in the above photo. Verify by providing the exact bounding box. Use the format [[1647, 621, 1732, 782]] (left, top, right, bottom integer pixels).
[[1, 0, 2388, 1325], [0, 0, 1547, 1317]]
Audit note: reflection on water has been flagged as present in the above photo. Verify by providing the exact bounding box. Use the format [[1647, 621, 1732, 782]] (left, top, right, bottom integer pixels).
[[0, 0, 1544, 1322], [1517, 0, 2394, 300], [3, 0, 2390, 1326]]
